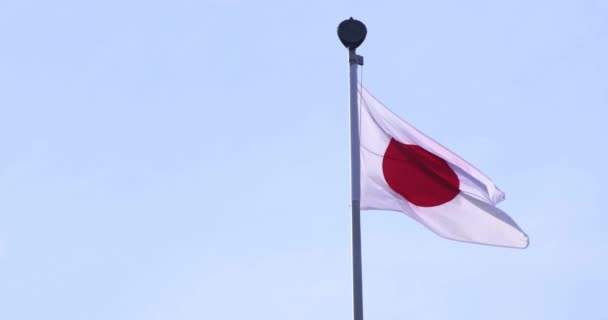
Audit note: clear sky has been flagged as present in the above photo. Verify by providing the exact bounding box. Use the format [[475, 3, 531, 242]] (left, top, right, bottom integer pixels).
[[1, 0, 607, 319]]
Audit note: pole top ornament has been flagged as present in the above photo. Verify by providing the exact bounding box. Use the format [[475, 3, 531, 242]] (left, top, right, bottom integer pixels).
[[337, 17, 367, 50]]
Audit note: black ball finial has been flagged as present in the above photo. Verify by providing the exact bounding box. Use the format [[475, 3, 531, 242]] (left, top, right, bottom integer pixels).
[[337, 17, 367, 50]]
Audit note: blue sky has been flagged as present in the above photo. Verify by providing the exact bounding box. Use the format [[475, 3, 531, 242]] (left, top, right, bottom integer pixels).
[[1, 0, 607, 319]]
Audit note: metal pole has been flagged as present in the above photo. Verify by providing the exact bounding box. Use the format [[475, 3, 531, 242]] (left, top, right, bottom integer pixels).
[[349, 49, 364, 320], [337, 17, 367, 320]]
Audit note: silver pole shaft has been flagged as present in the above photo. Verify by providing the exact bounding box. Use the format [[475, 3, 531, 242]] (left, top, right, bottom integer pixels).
[[348, 49, 364, 320]]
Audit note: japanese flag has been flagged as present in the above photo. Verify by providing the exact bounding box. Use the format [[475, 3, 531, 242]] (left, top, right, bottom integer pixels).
[[359, 85, 529, 248]]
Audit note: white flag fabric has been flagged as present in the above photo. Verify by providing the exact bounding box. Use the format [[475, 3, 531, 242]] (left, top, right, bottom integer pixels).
[[359, 85, 529, 248]]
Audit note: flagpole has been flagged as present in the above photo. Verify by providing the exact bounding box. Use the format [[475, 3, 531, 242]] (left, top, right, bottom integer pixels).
[[338, 18, 367, 320], [349, 48, 364, 320]]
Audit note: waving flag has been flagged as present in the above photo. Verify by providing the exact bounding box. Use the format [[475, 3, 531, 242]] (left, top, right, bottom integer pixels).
[[359, 85, 529, 248]]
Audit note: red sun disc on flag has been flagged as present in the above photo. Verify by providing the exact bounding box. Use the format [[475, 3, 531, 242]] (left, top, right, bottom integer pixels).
[[382, 138, 460, 207]]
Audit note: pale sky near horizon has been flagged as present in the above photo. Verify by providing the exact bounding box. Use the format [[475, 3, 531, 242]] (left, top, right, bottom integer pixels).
[[1, 1, 607, 319]]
